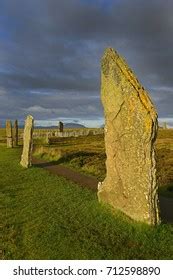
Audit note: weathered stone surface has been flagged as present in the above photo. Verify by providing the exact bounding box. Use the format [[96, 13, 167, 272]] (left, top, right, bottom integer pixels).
[[13, 120, 18, 146], [6, 120, 13, 148], [20, 115, 34, 168], [59, 121, 64, 132], [98, 48, 160, 225]]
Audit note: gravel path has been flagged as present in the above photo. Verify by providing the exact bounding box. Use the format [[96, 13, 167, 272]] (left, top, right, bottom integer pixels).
[[33, 157, 173, 224]]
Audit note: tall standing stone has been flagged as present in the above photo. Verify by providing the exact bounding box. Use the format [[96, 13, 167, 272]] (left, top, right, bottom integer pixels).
[[6, 120, 13, 148], [13, 120, 18, 146], [20, 115, 34, 168], [98, 48, 160, 225], [59, 121, 64, 132]]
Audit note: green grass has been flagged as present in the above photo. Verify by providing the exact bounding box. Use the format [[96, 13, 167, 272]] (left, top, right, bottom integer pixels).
[[0, 145, 173, 259], [33, 134, 106, 180], [32, 129, 173, 192], [57, 151, 106, 181]]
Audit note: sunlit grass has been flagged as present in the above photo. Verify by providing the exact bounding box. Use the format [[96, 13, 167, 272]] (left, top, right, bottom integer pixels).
[[32, 129, 173, 189], [1, 145, 173, 259]]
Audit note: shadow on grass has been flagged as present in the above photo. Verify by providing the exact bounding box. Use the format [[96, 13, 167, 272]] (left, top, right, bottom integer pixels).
[[33, 151, 101, 168]]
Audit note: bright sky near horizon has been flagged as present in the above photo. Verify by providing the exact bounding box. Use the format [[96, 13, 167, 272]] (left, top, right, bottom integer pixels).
[[0, 0, 173, 127]]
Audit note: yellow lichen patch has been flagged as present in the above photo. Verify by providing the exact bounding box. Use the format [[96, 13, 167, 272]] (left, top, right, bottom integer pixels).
[[116, 55, 141, 91], [139, 89, 157, 118], [102, 48, 141, 92], [127, 113, 133, 127], [103, 48, 157, 124], [144, 114, 152, 133], [128, 96, 136, 113]]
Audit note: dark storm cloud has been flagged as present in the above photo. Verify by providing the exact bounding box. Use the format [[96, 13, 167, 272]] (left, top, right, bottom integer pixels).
[[0, 0, 173, 125]]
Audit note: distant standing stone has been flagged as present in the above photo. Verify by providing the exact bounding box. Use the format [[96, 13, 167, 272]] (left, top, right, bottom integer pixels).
[[45, 132, 51, 145], [98, 48, 160, 225], [6, 120, 13, 148], [163, 122, 167, 129], [13, 119, 18, 146], [59, 121, 64, 132], [20, 115, 34, 168]]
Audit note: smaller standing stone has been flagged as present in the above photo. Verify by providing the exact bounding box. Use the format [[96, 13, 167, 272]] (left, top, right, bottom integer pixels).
[[6, 120, 13, 148], [20, 115, 34, 168], [45, 132, 50, 145], [163, 122, 167, 129], [59, 121, 64, 132], [13, 120, 18, 146]]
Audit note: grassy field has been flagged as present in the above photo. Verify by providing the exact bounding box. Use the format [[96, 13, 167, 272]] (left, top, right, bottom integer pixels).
[[33, 134, 106, 180], [1, 127, 173, 193], [2, 126, 173, 192], [0, 145, 173, 259], [32, 129, 173, 194]]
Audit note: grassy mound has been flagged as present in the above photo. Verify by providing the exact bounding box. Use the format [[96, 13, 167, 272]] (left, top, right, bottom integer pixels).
[[0, 145, 173, 259]]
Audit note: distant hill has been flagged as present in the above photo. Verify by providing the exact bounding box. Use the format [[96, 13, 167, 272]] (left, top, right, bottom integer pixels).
[[34, 123, 86, 129], [64, 123, 86, 128], [34, 125, 57, 129]]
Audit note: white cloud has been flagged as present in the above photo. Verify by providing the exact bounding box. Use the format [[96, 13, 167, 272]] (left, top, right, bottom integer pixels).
[[80, 118, 104, 128], [22, 105, 70, 115], [158, 117, 173, 127], [87, 105, 97, 113], [29, 90, 51, 96], [151, 86, 173, 92], [23, 106, 51, 114]]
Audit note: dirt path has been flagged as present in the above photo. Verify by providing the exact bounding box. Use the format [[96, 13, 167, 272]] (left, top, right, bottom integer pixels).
[[32, 157, 173, 224], [32, 157, 98, 191]]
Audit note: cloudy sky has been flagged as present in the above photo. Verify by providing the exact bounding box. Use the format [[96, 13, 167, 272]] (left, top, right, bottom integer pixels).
[[0, 0, 173, 127]]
